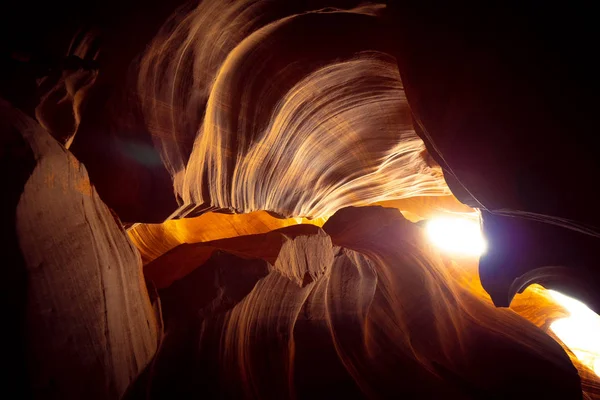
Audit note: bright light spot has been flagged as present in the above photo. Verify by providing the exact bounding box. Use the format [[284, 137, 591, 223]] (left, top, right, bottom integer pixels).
[[426, 217, 487, 256], [549, 290, 600, 377]]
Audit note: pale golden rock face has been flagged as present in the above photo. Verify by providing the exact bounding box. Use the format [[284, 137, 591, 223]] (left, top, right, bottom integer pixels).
[[128, 211, 328, 264]]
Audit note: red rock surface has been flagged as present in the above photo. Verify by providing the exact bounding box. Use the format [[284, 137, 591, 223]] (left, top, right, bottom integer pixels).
[[2, 100, 158, 399], [2, 0, 600, 398]]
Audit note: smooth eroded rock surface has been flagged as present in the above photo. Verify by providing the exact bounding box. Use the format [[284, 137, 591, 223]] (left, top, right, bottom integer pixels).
[[2, 100, 159, 399]]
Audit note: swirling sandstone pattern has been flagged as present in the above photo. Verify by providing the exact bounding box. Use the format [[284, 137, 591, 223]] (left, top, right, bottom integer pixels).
[[4, 0, 600, 398], [138, 1, 449, 218]]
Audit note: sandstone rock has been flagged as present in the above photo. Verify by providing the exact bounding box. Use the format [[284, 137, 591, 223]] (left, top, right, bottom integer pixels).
[[1, 100, 158, 399], [140, 206, 583, 399]]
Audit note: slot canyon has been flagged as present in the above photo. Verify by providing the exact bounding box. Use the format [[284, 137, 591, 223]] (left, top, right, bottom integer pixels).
[[1, 1, 599, 398]]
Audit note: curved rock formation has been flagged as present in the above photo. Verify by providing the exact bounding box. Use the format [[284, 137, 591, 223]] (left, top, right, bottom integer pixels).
[[139, 206, 584, 399], [1, 100, 159, 399], [138, 1, 449, 219], [12, 0, 449, 223], [3, 0, 600, 398]]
